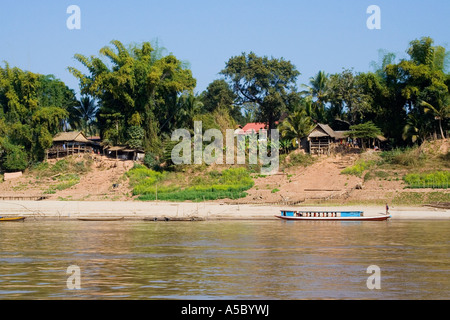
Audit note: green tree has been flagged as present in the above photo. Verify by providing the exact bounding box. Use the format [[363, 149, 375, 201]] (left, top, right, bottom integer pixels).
[[420, 93, 450, 139], [126, 126, 145, 149], [301, 71, 329, 123], [221, 52, 300, 131], [38, 74, 79, 130], [279, 108, 314, 149], [74, 96, 98, 136], [303, 70, 329, 104], [200, 79, 241, 122], [0, 140, 28, 172], [326, 69, 371, 124], [383, 37, 449, 143], [402, 111, 431, 144], [68, 40, 196, 152], [0, 63, 69, 166], [345, 121, 382, 149]]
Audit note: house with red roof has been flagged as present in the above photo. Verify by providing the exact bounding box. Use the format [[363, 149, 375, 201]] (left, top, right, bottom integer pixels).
[[241, 123, 268, 134]]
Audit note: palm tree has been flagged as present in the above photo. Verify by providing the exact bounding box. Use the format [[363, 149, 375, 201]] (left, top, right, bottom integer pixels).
[[279, 108, 314, 149], [75, 96, 98, 136], [279, 139, 292, 154], [302, 71, 329, 104], [402, 112, 429, 144], [176, 94, 204, 129], [420, 94, 450, 139], [301, 71, 329, 123]]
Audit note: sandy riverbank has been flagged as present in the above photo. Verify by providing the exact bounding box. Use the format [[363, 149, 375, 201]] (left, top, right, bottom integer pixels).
[[0, 200, 449, 220]]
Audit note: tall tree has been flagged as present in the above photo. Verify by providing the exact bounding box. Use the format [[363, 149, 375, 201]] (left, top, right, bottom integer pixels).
[[221, 52, 300, 131], [74, 96, 99, 137], [326, 69, 371, 124], [301, 71, 329, 124], [278, 107, 314, 149], [421, 93, 450, 139], [0, 63, 69, 168], [383, 37, 449, 143], [200, 79, 242, 124], [302, 70, 329, 104], [68, 40, 196, 152]]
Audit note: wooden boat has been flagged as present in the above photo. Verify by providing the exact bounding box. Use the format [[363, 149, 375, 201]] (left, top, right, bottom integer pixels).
[[275, 210, 391, 221], [77, 217, 124, 221], [0, 216, 26, 222], [144, 216, 205, 222]]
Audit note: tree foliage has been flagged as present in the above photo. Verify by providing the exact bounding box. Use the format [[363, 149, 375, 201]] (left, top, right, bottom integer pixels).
[[1, 36, 449, 173], [221, 52, 300, 130], [279, 107, 314, 149], [68, 40, 196, 153], [0, 63, 74, 171]]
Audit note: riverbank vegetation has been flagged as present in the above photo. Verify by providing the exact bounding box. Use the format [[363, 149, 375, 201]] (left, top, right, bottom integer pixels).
[[0, 36, 448, 203], [126, 165, 254, 201], [341, 140, 449, 192], [15, 157, 93, 194]]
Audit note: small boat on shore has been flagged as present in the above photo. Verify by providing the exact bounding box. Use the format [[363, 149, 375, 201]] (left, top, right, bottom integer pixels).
[[144, 216, 205, 222], [77, 217, 124, 222], [275, 210, 391, 221], [0, 216, 26, 222]]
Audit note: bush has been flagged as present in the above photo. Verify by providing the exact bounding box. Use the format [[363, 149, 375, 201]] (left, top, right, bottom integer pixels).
[[380, 147, 427, 167], [341, 160, 375, 177], [2, 145, 28, 171], [127, 166, 254, 201], [286, 152, 315, 167], [403, 171, 450, 189], [143, 152, 162, 170], [44, 173, 80, 193]]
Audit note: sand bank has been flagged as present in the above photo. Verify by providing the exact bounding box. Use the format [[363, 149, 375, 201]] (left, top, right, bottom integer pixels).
[[0, 200, 449, 221]]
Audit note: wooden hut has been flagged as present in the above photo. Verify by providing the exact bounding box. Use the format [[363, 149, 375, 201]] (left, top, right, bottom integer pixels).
[[306, 123, 387, 154], [307, 124, 350, 155], [105, 146, 145, 161], [46, 131, 93, 159]]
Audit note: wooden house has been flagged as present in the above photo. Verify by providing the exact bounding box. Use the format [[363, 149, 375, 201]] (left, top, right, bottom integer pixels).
[[307, 124, 349, 155], [306, 123, 387, 155], [46, 131, 93, 159]]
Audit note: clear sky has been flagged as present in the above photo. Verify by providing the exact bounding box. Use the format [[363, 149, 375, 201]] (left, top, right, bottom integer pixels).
[[1, 0, 449, 96]]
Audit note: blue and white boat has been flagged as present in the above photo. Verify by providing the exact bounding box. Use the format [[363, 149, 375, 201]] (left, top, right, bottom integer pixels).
[[275, 210, 391, 221]]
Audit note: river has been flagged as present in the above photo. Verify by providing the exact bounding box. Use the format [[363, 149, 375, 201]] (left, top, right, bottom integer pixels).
[[0, 219, 449, 300]]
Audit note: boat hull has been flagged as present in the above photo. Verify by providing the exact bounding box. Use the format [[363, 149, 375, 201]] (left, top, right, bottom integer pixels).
[[0, 217, 26, 222], [275, 215, 391, 221], [77, 217, 124, 221]]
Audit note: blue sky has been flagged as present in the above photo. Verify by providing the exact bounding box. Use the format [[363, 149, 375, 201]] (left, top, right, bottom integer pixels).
[[1, 0, 449, 96]]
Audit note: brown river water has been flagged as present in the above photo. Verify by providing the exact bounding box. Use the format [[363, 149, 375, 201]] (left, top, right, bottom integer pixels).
[[0, 219, 449, 300]]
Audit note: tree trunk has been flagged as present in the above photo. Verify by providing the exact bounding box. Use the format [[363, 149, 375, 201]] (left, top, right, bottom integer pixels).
[[438, 119, 445, 139]]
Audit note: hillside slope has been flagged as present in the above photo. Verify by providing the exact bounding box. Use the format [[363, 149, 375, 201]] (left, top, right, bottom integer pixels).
[[0, 140, 448, 206]]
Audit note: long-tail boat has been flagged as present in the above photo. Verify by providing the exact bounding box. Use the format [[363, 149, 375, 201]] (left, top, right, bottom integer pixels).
[[275, 210, 391, 221], [76, 217, 124, 221]]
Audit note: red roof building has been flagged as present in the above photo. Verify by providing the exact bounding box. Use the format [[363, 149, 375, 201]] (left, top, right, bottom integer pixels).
[[240, 123, 268, 134]]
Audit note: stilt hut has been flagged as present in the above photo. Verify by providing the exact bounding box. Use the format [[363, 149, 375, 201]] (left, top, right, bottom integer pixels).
[[46, 131, 93, 159], [306, 124, 352, 155], [308, 124, 338, 155]]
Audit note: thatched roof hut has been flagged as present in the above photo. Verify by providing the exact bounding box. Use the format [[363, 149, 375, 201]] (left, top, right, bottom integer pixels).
[[46, 131, 93, 159], [52, 131, 90, 144]]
